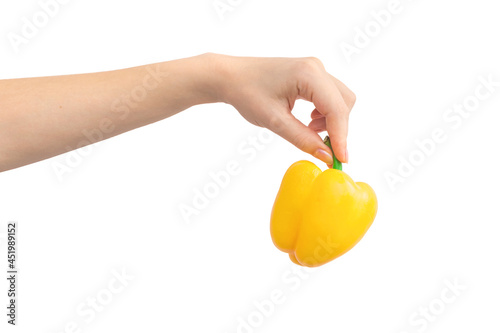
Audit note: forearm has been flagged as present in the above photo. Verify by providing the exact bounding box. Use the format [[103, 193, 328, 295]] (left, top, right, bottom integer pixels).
[[0, 54, 220, 172]]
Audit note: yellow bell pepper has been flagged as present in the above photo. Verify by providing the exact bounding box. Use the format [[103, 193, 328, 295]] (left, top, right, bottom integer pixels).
[[270, 137, 377, 267]]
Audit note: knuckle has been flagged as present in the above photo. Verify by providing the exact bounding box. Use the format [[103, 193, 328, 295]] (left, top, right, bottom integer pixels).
[[293, 133, 310, 150], [306, 56, 324, 68], [349, 91, 357, 104], [294, 57, 324, 75], [347, 91, 356, 109], [267, 115, 285, 132]]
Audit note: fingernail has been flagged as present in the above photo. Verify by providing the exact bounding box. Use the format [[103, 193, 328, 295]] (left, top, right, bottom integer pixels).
[[314, 149, 333, 165]]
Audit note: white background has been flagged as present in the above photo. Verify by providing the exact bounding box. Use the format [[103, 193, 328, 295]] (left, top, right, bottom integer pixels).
[[1, 0, 499, 332]]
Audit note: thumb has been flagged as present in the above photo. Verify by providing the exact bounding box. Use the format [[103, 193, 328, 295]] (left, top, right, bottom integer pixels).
[[268, 113, 333, 165]]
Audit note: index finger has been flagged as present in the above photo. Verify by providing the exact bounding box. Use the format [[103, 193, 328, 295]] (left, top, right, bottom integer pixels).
[[299, 76, 351, 163]]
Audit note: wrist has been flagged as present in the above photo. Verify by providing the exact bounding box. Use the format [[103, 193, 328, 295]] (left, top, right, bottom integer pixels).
[[197, 53, 233, 104]]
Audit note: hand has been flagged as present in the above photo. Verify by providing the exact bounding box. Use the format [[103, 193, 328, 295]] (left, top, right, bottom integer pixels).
[[212, 54, 356, 164]]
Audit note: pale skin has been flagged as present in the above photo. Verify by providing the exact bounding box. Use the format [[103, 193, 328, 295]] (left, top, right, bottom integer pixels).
[[0, 53, 356, 172]]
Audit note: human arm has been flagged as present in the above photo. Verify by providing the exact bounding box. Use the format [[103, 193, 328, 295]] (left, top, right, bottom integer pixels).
[[0, 53, 355, 172]]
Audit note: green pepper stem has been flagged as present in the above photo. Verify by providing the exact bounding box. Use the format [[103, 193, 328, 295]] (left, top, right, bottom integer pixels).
[[323, 136, 342, 171]]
